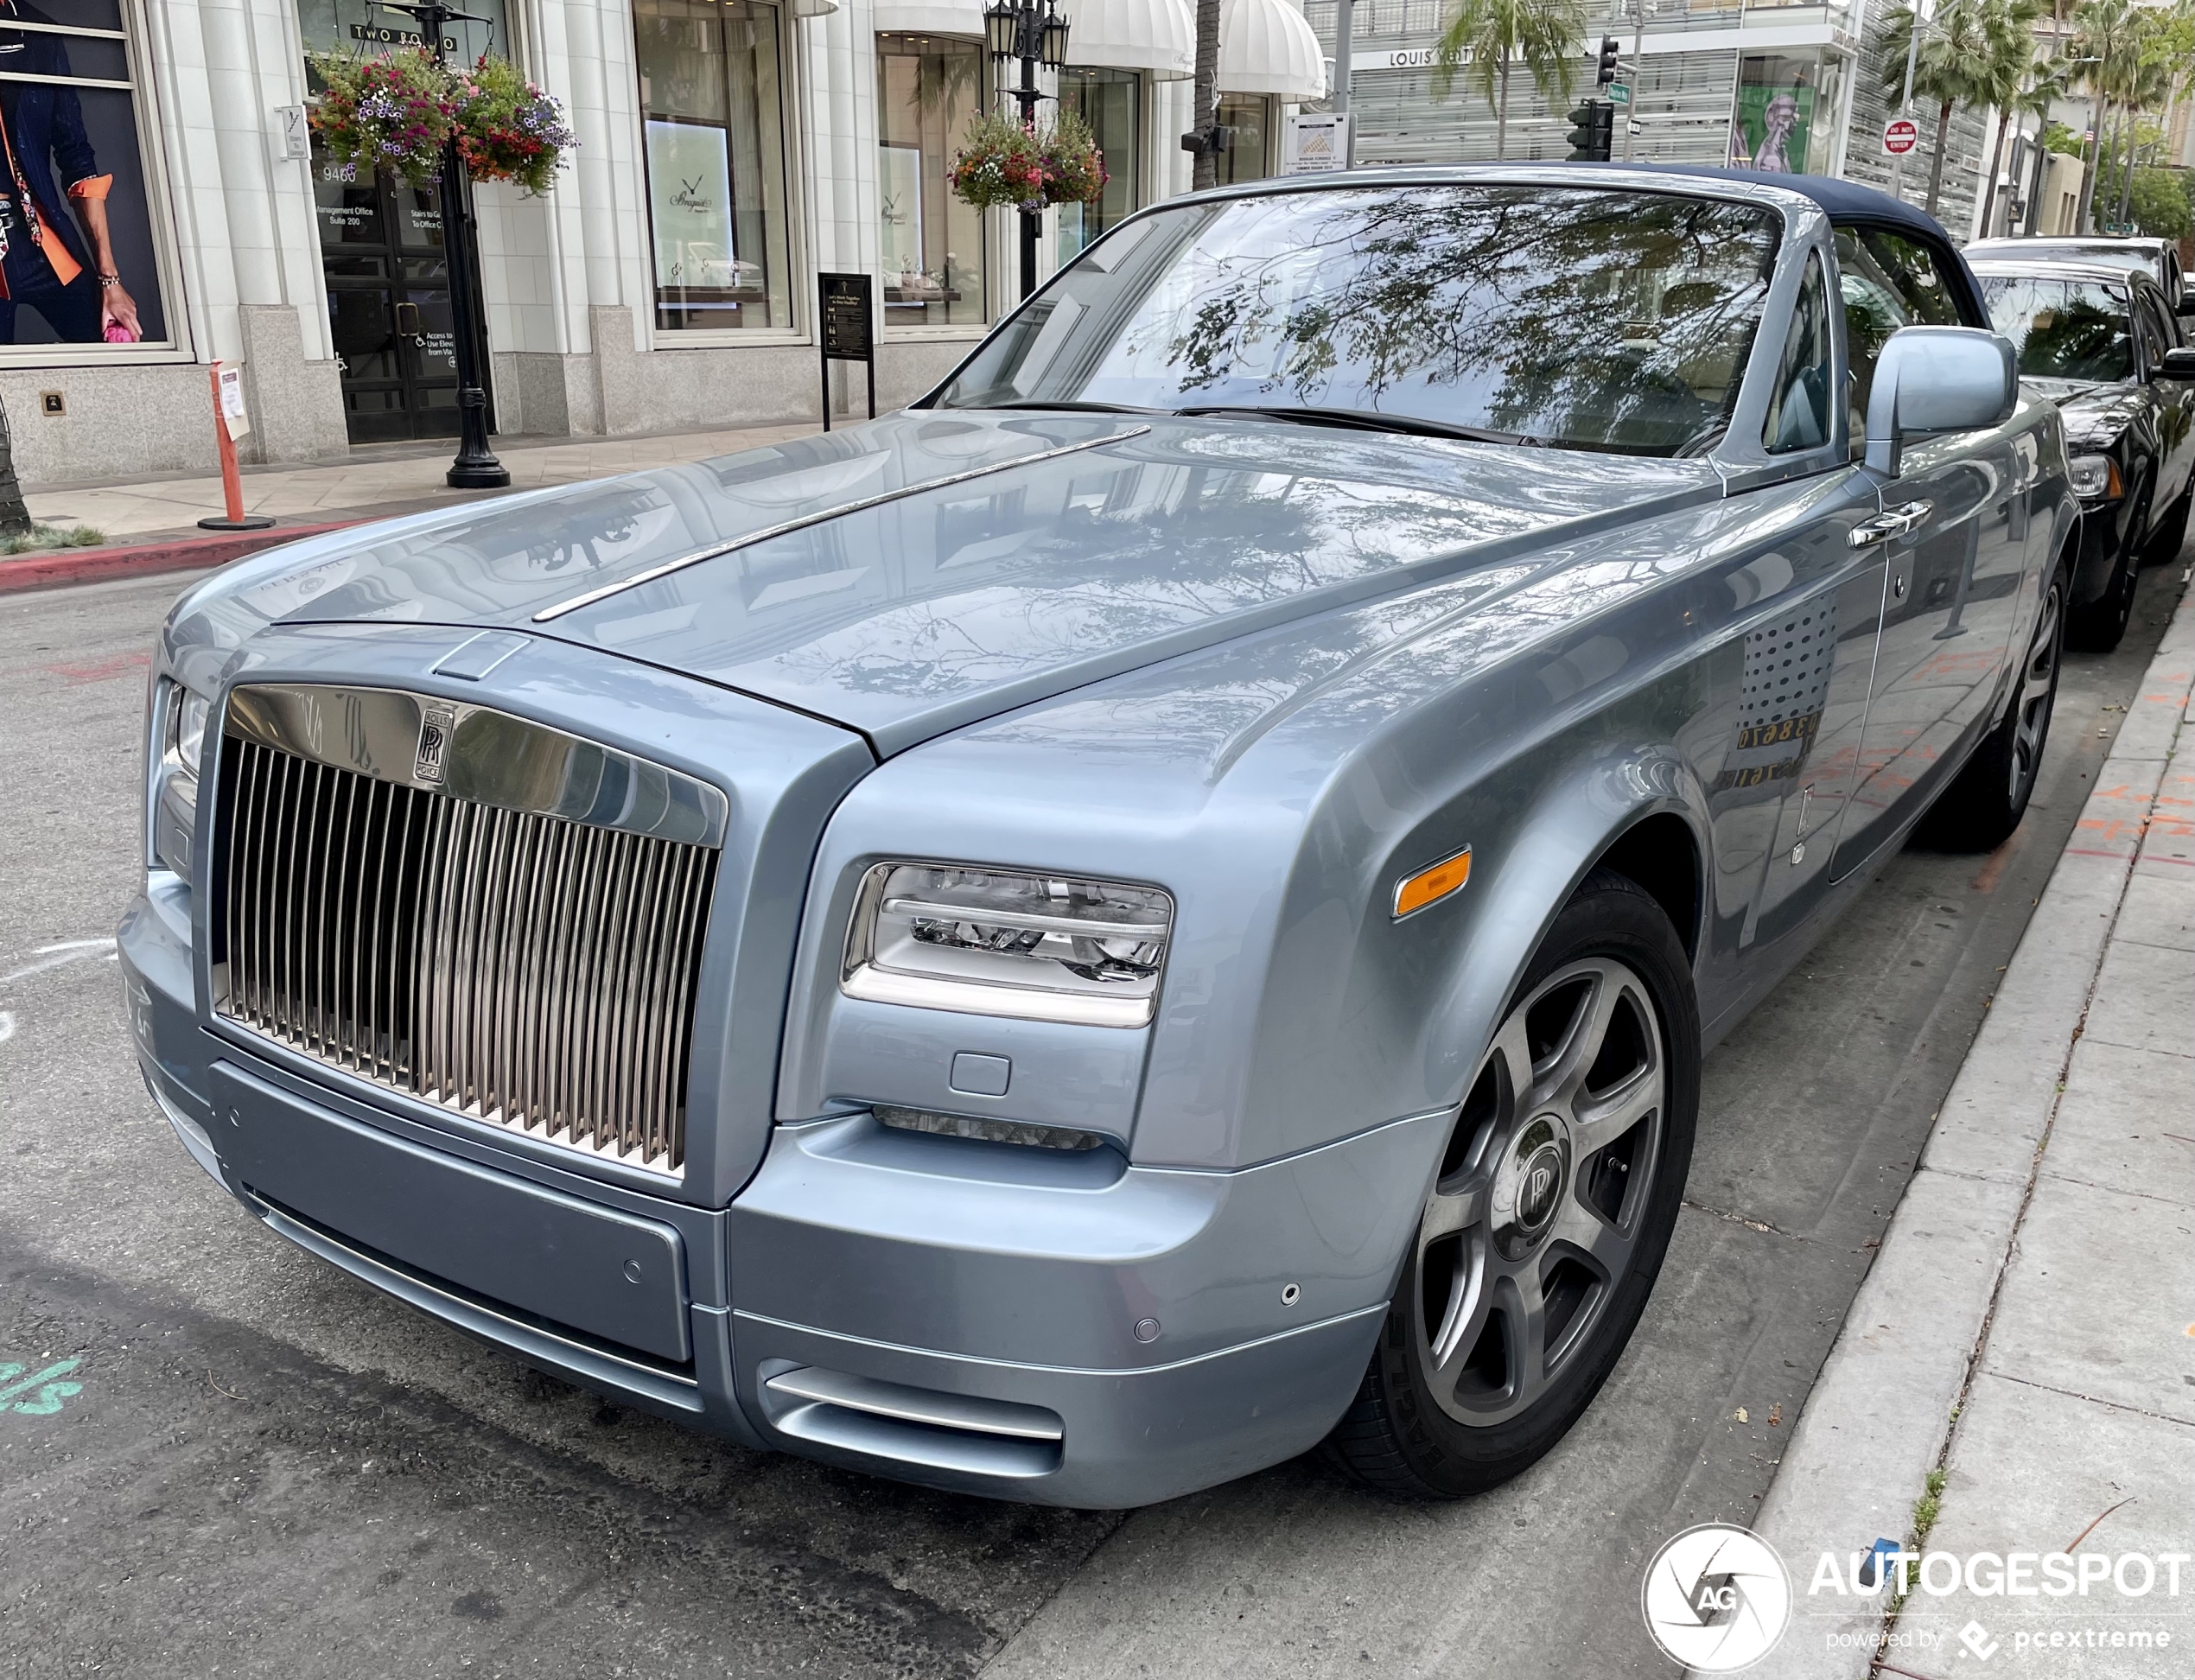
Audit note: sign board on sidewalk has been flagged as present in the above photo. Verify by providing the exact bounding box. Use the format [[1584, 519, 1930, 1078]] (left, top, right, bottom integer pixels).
[[1606, 82, 1631, 105], [818, 272, 875, 432], [1282, 112, 1352, 175], [215, 361, 251, 441], [1882, 117, 1919, 157]]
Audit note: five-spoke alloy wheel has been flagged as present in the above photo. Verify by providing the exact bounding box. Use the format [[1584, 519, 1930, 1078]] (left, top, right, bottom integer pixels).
[[1326, 869, 1699, 1499]]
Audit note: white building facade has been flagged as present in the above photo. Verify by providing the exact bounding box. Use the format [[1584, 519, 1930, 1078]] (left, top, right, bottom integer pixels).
[[5, 0, 1323, 486]]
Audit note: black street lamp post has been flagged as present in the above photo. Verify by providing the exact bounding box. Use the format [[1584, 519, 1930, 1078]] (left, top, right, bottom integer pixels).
[[983, 0, 1070, 301], [380, 1, 509, 488]]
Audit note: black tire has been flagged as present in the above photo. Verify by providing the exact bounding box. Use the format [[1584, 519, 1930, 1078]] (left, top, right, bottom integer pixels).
[[1323, 869, 1699, 1499], [2068, 482, 2147, 652], [1918, 557, 2067, 853]]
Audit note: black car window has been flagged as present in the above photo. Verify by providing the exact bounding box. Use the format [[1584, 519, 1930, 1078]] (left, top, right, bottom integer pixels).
[[1980, 276, 2133, 381], [2138, 288, 2179, 355], [1762, 251, 1832, 455], [935, 184, 1783, 457]]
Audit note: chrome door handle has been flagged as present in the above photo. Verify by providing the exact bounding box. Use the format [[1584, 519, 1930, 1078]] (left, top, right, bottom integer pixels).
[[1848, 500, 1936, 547]]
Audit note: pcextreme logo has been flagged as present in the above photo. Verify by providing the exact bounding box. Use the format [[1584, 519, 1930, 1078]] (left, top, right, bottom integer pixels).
[[1641, 1524, 1793, 1671]]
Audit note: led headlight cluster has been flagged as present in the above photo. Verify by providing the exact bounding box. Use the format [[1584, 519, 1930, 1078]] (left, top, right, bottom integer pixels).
[[842, 862, 1173, 1028], [150, 679, 211, 882], [2068, 454, 2122, 501]]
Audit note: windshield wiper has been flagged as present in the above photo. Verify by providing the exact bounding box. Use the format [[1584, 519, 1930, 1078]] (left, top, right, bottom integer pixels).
[[1169, 404, 1549, 448]]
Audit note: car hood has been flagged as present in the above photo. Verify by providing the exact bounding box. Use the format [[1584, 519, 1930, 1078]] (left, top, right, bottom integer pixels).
[[2020, 376, 2144, 447], [235, 410, 1722, 754]]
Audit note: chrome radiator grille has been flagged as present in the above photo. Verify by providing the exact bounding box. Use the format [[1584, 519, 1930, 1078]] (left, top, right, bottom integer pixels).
[[215, 734, 715, 1176]]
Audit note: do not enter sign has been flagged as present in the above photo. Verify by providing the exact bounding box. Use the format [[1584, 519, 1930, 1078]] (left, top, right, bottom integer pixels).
[[1883, 118, 1919, 156]]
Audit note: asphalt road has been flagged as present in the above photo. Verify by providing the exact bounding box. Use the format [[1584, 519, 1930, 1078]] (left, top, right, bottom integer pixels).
[[0, 554, 2185, 1680]]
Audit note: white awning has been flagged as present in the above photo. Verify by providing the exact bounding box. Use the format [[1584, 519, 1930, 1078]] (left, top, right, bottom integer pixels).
[[1065, 0, 1195, 80], [872, 0, 985, 35], [1219, 0, 1326, 99]]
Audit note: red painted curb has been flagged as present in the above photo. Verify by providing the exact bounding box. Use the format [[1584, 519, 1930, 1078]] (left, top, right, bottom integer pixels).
[[0, 519, 359, 596]]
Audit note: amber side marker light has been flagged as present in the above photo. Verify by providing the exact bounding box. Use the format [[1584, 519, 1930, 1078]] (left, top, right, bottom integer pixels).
[[1393, 846, 1472, 920]]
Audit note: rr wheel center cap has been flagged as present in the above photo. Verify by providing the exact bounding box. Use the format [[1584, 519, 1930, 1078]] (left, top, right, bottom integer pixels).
[[1492, 1116, 1572, 1260]]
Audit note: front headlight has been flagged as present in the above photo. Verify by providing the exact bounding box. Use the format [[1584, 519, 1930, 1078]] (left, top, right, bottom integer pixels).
[[842, 862, 1174, 1028], [151, 679, 212, 881], [2069, 453, 2122, 500]]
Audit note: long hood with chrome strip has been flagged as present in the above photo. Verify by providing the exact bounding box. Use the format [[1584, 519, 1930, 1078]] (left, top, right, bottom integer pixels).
[[182, 410, 1722, 756]]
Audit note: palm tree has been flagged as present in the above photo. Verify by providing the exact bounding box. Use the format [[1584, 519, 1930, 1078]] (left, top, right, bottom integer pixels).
[[1976, 0, 2048, 235], [1432, 0, 1589, 160], [1877, 0, 2005, 216], [1193, 0, 1220, 191], [2070, 0, 2147, 232]]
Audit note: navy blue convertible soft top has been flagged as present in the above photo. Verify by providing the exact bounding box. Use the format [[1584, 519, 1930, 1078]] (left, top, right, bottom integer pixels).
[[1580, 163, 1986, 323]]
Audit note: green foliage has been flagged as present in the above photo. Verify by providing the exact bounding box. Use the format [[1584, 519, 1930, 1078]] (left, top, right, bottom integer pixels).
[[450, 54, 577, 197], [2094, 158, 2194, 236], [948, 110, 1105, 212], [1431, 0, 1589, 156], [308, 49, 453, 186], [2041, 118, 2086, 156], [0, 524, 104, 556]]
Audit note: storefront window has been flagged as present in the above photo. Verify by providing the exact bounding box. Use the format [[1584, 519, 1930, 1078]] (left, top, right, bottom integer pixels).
[[876, 33, 987, 330], [635, 0, 793, 333], [1057, 67, 1140, 264], [0, 0, 173, 353], [1727, 54, 1840, 177], [1215, 94, 1270, 184]]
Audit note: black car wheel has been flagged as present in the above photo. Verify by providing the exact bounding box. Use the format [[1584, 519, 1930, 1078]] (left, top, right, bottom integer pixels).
[[1324, 869, 1697, 1499], [2069, 481, 2148, 652], [1919, 557, 2067, 852]]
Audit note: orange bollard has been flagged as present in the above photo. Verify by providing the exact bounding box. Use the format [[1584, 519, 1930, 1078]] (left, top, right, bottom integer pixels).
[[197, 360, 273, 532]]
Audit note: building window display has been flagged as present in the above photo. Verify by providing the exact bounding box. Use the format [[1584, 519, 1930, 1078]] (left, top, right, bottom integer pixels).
[[635, 0, 793, 334], [0, 0, 171, 352], [876, 32, 986, 330], [1057, 67, 1138, 263], [1215, 93, 1269, 183], [1727, 53, 1844, 177]]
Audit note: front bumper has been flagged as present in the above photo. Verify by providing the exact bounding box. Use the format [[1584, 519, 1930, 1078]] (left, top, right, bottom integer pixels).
[[122, 881, 1422, 1508]]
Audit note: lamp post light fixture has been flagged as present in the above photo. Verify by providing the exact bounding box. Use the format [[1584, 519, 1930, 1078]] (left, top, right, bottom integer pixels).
[[983, 0, 1071, 300], [376, 1, 510, 489]]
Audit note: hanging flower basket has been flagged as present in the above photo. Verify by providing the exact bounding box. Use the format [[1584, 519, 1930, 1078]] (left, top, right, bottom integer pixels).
[[309, 49, 576, 195], [451, 54, 578, 197], [1043, 108, 1106, 207], [307, 49, 455, 186], [950, 109, 1107, 213]]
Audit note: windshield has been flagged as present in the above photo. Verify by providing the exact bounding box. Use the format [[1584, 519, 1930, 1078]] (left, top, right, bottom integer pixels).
[[1981, 275, 2133, 382], [933, 185, 1784, 456]]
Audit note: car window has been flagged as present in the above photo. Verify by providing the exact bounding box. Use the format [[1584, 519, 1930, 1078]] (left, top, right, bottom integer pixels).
[[2139, 288, 2179, 353], [1762, 252, 1832, 455], [1836, 225, 1964, 452], [936, 184, 1784, 457], [1980, 275, 2133, 381], [2132, 290, 2167, 371]]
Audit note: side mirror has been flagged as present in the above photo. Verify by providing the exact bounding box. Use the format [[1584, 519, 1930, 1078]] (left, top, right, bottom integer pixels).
[[2156, 347, 2195, 381], [1864, 326, 2018, 477]]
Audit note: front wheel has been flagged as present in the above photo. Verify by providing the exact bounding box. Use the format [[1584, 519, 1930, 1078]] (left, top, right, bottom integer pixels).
[[1918, 559, 2065, 853], [2069, 484, 2147, 652], [1323, 870, 1698, 1499]]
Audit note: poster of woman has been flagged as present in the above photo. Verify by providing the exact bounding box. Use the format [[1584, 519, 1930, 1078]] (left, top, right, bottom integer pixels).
[[0, 0, 165, 347]]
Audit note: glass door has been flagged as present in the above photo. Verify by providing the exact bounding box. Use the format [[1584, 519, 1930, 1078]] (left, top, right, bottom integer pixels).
[[314, 157, 470, 443]]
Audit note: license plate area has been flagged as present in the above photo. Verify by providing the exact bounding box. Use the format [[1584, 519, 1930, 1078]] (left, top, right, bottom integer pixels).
[[210, 1060, 690, 1364]]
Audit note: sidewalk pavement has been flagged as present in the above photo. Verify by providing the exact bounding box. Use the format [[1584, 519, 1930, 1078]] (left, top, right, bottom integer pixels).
[[22, 421, 822, 544], [1748, 576, 2195, 1679]]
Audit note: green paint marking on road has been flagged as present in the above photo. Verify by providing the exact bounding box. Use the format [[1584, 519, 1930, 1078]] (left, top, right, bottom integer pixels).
[[0, 1358, 85, 1416]]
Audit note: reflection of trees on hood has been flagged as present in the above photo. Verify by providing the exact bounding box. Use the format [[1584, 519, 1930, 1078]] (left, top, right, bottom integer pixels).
[[1148, 188, 1778, 455]]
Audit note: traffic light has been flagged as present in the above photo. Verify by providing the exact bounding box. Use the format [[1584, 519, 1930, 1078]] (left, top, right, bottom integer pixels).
[[1596, 36, 1621, 86], [1566, 99, 1614, 162]]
